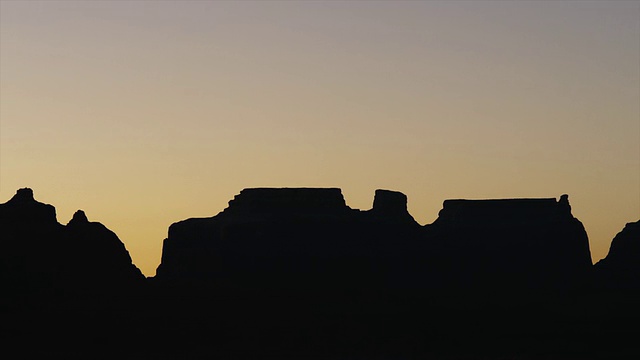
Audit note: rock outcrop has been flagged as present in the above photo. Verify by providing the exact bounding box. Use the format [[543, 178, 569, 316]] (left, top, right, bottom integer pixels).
[[155, 187, 423, 293], [425, 195, 593, 291], [594, 220, 640, 290], [0, 188, 65, 295], [155, 188, 592, 294], [370, 189, 416, 224], [0, 188, 58, 224], [0, 188, 144, 298], [63, 209, 144, 288]]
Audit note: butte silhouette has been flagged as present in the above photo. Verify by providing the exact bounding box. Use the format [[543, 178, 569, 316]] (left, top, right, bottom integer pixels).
[[1, 187, 639, 359]]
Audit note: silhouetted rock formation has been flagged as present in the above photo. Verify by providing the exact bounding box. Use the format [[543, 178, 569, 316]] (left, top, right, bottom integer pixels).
[[0, 188, 64, 298], [226, 187, 350, 215], [0, 187, 58, 224], [425, 195, 593, 291], [0, 188, 143, 298], [370, 189, 416, 224], [155, 188, 591, 296], [63, 209, 144, 288], [3, 187, 640, 359], [155, 188, 422, 294], [594, 220, 640, 290], [148, 189, 621, 359]]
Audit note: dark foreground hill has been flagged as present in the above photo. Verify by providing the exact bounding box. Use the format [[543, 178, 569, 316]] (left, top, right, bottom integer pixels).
[[0, 188, 144, 295], [1, 187, 639, 359]]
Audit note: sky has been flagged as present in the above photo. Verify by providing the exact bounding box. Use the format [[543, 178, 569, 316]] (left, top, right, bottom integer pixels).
[[1, 0, 638, 277]]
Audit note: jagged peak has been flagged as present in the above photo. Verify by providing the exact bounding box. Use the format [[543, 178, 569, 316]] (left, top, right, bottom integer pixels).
[[559, 194, 571, 213], [68, 210, 89, 225], [9, 188, 35, 203]]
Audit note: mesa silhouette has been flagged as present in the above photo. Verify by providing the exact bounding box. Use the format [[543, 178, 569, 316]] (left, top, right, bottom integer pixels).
[[155, 188, 592, 294], [2, 187, 639, 359]]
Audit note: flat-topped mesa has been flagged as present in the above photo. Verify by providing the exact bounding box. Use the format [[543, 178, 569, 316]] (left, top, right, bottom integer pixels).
[[434, 195, 574, 227], [372, 189, 407, 214], [424, 194, 592, 291], [224, 187, 350, 215], [157, 188, 424, 283]]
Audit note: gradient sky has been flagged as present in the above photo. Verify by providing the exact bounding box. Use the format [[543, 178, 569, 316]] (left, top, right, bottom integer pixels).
[[1, 1, 638, 277]]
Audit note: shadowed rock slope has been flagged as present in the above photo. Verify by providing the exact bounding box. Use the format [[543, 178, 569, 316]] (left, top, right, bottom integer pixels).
[[156, 188, 422, 293], [594, 220, 640, 290], [0, 188, 143, 297]]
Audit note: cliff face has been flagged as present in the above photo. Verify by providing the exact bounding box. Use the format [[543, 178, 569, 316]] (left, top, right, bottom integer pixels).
[[594, 220, 640, 290], [155, 188, 591, 293], [155, 188, 422, 292], [0, 188, 144, 297], [425, 195, 593, 290]]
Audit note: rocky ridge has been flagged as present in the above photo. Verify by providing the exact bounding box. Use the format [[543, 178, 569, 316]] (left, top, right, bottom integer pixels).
[[0, 188, 144, 297], [2, 187, 640, 359], [155, 188, 593, 292]]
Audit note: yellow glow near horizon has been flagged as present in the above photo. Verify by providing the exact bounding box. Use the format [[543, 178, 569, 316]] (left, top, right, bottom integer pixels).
[[1, 1, 638, 276]]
